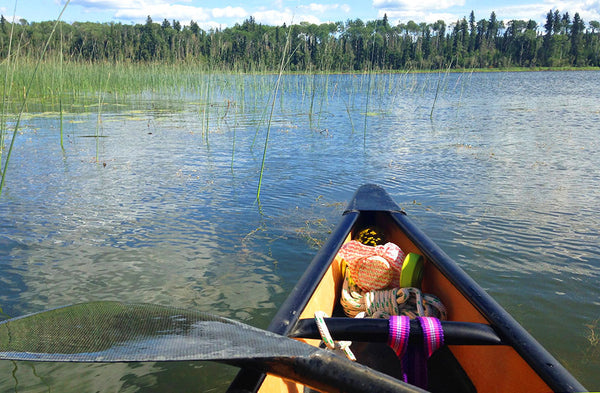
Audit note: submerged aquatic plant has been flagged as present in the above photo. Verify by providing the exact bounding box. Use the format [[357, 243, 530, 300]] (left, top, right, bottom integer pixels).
[[586, 318, 600, 350]]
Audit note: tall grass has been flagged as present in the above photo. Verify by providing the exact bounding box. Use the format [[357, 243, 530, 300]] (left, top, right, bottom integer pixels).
[[0, 0, 70, 197], [430, 61, 453, 119], [0, 6, 18, 173], [0, 11, 467, 199], [256, 23, 293, 201], [93, 71, 111, 162], [59, 22, 65, 151], [202, 73, 211, 147]]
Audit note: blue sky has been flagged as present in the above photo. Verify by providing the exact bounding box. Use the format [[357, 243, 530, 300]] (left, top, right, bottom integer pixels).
[[3, 0, 600, 29]]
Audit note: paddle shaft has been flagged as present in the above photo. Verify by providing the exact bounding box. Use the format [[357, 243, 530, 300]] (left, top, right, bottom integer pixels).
[[230, 351, 428, 393]]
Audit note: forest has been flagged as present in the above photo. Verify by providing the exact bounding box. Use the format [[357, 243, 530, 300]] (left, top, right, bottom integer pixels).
[[1, 9, 599, 71]]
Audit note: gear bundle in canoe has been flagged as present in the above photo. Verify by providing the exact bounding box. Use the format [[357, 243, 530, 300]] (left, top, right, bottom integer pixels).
[[228, 184, 586, 393]]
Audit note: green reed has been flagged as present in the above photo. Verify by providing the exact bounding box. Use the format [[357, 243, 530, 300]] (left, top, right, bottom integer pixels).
[[0, 8, 19, 168], [204, 73, 211, 147], [59, 22, 65, 151], [308, 72, 317, 128], [1, 61, 211, 108], [430, 61, 453, 119], [0, 0, 70, 197], [256, 24, 293, 201], [0, 22, 466, 198]]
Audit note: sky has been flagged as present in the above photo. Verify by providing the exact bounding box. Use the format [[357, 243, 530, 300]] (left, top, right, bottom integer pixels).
[[2, 0, 600, 30]]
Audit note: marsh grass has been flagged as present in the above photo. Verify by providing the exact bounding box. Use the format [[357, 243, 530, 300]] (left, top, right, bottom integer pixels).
[[202, 73, 212, 147], [0, 8, 19, 169], [256, 24, 293, 201], [0, 21, 467, 197], [58, 22, 65, 151], [94, 72, 111, 161], [2, 61, 463, 119], [0, 0, 70, 196]]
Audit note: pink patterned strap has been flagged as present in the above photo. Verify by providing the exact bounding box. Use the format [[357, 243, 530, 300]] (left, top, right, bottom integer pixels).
[[387, 315, 411, 358], [418, 317, 445, 357]]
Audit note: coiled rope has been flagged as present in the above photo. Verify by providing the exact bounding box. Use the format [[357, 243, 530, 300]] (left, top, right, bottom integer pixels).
[[340, 269, 447, 320]]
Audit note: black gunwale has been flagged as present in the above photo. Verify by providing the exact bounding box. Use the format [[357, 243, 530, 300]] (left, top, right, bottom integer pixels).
[[227, 184, 586, 393], [388, 203, 585, 393]]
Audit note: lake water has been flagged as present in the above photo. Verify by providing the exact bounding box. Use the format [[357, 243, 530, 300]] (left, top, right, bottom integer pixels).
[[1, 71, 599, 391]]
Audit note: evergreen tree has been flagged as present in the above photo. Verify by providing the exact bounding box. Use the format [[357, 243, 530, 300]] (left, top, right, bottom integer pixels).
[[571, 13, 584, 65], [543, 10, 554, 65], [0, 9, 598, 71], [468, 11, 476, 52]]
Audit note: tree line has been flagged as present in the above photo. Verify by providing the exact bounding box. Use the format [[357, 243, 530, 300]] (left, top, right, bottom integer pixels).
[[1, 10, 599, 71]]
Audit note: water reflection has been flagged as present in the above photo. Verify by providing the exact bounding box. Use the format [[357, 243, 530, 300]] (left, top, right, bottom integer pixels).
[[0, 361, 238, 393], [1, 71, 599, 390]]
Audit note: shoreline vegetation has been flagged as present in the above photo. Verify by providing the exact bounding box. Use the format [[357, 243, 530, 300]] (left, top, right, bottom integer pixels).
[[1, 60, 599, 105], [1, 9, 600, 74], [1, 7, 599, 196], [0, 8, 599, 103]]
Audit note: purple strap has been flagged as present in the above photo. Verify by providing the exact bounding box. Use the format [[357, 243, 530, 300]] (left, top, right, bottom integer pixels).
[[388, 316, 410, 382], [388, 315, 411, 357], [410, 316, 445, 388], [388, 316, 444, 389], [419, 316, 444, 356]]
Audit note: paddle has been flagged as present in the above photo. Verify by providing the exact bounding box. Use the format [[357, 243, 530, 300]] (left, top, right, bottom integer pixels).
[[0, 301, 426, 393]]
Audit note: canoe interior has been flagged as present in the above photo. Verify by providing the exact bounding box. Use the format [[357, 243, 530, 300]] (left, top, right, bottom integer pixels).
[[255, 209, 553, 393], [377, 210, 551, 393], [229, 180, 585, 393]]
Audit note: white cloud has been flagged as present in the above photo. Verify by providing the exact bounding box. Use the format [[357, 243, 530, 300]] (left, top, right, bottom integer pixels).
[[113, 4, 212, 22], [486, 0, 600, 23], [299, 3, 351, 14], [296, 14, 323, 24], [301, 3, 331, 13], [68, 0, 336, 26], [378, 9, 460, 24], [68, 0, 254, 25], [373, 0, 465, 11], [375, 0, 600, 25], [291, 3, 351, 24], [70, 0, 158, 8], [492, 3, 550, 22], [211, 6, 247, 19], [545, 0, 600, 21], [253, 9, 295, 25], [40, 0, 600, 27], [372, 0, 467, 24]]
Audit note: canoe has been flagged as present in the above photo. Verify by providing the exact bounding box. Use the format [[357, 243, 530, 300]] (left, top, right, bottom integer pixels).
[[228, 184, 585, 393]]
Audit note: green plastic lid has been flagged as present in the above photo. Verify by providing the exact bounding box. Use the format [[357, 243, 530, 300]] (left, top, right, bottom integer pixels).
[[400, 253, 424, 288]]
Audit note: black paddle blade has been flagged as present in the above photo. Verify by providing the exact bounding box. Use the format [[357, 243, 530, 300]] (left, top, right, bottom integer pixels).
[[0, 301, 315, 362], [0, 302, 428, 393]]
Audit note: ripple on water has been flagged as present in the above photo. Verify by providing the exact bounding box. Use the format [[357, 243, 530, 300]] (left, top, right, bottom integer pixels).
[[1, 71, 600, 390]]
